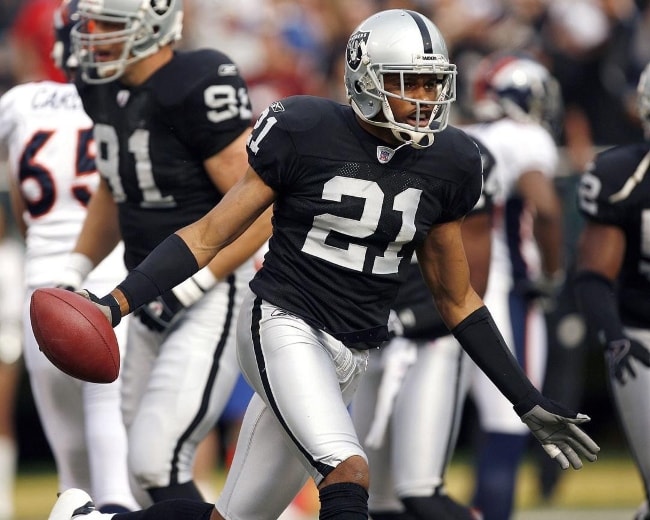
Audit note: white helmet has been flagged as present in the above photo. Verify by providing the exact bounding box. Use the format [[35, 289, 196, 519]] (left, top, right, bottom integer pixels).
[[71, 0, 183, 83], [637, 61, 650, 139], [344, 9, 457, 149], [472, 52, 563, 136]]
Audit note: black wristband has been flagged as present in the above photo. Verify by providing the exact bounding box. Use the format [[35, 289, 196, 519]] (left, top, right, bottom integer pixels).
[[98, 294, 122, 327], [573, 270, 623, 346], [451, 306, 536, 406], [117, 234, 199, 312]]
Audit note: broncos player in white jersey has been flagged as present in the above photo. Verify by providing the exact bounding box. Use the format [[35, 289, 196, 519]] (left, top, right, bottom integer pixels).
[[0, 0, 137, 512], [461, 53, 566, 520], [574, 61, 650, 520], [351, 138, 495, 520], [48, 9, 598, 520], [54, 0, 272, 506]]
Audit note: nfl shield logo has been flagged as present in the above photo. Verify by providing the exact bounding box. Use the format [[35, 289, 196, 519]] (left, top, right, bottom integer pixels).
[[377, 146, 395, 164]]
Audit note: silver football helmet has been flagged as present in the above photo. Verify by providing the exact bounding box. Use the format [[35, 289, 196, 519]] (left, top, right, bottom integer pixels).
[[344, 9, 457, 149], [637, 62, 650, 139], [71, 0, 183, 83], [472, 53, 563, 136]]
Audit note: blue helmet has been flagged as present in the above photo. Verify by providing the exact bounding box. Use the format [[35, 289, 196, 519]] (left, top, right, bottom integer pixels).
[[472, 52, 563, 136]]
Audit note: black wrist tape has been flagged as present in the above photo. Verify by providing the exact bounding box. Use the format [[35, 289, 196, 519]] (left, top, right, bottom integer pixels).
[[573, 270, 623, 346], [117, 234, 199, 312], [452, 306, 536, 405]]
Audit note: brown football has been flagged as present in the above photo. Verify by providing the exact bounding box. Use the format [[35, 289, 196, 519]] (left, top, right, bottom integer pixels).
[[30, 288, 119, 383]]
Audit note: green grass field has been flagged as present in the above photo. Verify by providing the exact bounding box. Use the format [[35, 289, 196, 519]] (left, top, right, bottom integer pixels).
[[14, 449, 643, 520]]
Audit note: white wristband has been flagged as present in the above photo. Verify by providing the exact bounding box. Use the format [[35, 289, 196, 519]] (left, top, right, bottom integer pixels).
[[58, 252, 94, 290], [171, 266, 218, 307]]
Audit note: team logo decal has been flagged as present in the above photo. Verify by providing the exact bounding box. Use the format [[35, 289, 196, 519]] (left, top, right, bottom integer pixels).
[[346, 31, 370, 71], [151, 0, 171, 15], [270, 101, 285, 113]]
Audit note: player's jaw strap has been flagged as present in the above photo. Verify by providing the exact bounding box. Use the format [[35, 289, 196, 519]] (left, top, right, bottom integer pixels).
[[116, 234, 200, 313], [451, 305, 541, 415]]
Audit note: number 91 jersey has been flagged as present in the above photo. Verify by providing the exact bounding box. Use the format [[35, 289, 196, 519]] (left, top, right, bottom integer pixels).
[[247, 95, 483, 346], [76, 49, 252, 269], [577, 142, 650, 327]]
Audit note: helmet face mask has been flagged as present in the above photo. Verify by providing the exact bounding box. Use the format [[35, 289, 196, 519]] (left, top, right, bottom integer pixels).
[[637, 62, 650, 139], [472, 53, 563, 136], [71, 0, 183, 84], [344, 9, 457, 149]]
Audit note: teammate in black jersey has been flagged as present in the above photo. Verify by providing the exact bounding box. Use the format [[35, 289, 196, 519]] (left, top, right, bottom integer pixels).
[[54, 0, 272, 506], [50, 9, 599, 520], [575, 61, 650, 520]]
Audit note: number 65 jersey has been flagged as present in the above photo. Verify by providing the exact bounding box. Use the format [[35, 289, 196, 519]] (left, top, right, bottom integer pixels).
[[0, 81, 106, 286], [248, 95, 483, 346], [76, 49, 252, 270], [577, 141, 650, 328]]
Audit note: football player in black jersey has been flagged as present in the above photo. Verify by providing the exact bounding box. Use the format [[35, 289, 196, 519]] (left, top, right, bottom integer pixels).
[[53, 0, 272, 506], [575, 61, 650, 520], [49, 9, 599, 520]]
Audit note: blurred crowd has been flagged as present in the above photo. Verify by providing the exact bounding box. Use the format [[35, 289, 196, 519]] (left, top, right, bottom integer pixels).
[[1, 0, 650, 173]]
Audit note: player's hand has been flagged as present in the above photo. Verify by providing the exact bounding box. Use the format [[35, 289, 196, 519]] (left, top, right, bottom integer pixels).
[[75, 290, 122, 327], [55, 253, 94, 292], [514, 393, 600, 470], [137, 292, 186, 332], [136, 267, 217, 332], [605, 338, 650, 385], [513, 271, 564, 312]]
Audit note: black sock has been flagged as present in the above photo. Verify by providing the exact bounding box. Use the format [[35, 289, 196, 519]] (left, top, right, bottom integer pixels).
[[147, 481, 204, 503], [319, 482, 368, 520], [99, 504, 132, 514], [402, 494, 476, 520], [113, 500, 214, 520]]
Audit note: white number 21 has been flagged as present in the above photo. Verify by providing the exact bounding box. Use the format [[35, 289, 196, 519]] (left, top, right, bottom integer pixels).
[[302, 177, 422, 274]]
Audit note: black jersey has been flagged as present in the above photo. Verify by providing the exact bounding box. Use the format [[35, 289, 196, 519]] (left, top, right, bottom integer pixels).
[[247, 95, 483, 346], [76, 49, 252, 269], [577, 142, 650, 327]]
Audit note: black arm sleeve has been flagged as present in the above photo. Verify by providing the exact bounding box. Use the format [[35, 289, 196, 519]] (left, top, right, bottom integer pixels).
[[451, 306, 538, 412], [573, 270, 623, 346], [116, 234, 200, 312]]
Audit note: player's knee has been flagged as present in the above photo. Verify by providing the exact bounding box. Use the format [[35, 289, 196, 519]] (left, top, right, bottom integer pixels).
[[321, 455, 369, 490]]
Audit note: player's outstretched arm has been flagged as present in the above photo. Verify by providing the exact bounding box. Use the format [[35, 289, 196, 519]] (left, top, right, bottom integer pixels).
[[417, 220, 600, 470], [81, 167, 276, 324]]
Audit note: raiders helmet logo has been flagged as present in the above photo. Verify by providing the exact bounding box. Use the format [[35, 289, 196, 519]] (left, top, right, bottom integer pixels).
[[346, 31, 370, 71], [150, 0, 171, 15]]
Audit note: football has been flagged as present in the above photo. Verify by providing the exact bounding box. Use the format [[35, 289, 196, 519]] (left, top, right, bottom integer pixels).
[[29, 288, 120, 383]]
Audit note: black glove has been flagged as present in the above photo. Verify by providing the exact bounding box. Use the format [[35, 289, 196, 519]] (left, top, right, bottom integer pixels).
[[605, 338, 650, 385], [514, 392, 600, 470], [76, 290, 122, 327], [136, 291, 186, 332], [513, 271, 565, 312]]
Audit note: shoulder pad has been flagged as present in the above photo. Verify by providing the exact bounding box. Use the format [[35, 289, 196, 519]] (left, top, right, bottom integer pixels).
[[264, 95, 328, 133], [150, 49, 245, 106]]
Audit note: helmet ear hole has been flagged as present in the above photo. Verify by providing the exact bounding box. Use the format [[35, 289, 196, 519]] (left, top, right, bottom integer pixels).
[[354, 80, 364, 94]]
